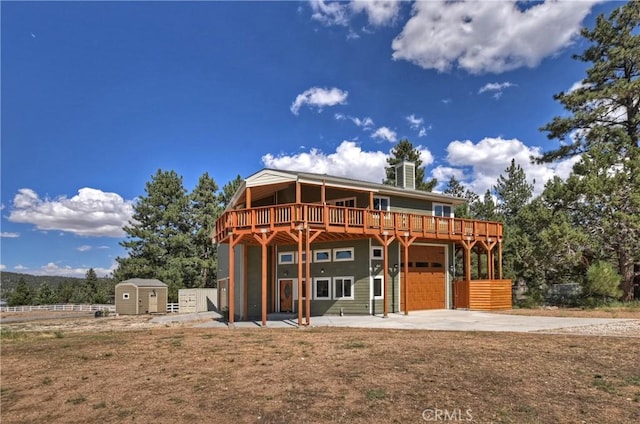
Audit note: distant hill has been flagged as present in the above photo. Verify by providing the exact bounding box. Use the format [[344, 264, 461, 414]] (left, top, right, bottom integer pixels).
[[0, 272, 85, 291]]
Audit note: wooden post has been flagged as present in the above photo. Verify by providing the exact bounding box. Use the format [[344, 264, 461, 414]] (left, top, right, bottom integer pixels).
[[246, 187, 252, 209], [498, 240, 503, 280], [253, 232, 277, 327], [228, 234, 236, 324], [397, 234, 416, 315], [297, 228, 303, 326]]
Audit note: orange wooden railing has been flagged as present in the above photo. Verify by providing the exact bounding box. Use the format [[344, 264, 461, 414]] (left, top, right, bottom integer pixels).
[[214, 203, 503, 243]]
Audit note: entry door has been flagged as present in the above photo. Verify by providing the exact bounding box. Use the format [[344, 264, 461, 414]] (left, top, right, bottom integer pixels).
[[148, 291, 158, 313], [280, 280, 293, 312]]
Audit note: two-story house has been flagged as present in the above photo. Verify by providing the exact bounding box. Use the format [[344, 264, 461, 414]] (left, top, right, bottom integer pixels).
[[214, 162, 511, 326]]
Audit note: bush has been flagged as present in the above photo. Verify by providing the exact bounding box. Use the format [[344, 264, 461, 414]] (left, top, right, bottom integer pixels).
[[583, 261, 623, 302]]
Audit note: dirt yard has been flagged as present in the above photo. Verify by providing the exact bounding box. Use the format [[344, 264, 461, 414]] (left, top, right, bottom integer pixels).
[[1, 313, 639, 424]]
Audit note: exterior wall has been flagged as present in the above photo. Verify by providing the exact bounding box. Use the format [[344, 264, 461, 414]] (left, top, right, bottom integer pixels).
[[178, 288, 218, 313], [388, 195, 433, 215], [217, 243, 246, 321], [115, 284, 137, 315], [136, 287, 167, 314], [370, 240, 401, 314], [276, 239, 378, 315], [246, 245, 272, 319]]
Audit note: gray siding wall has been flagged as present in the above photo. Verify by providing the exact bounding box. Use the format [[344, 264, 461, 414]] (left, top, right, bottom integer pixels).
[[115, 284, 137, 315], [216, 243, 245, 321], [389, 196, 433, 215]]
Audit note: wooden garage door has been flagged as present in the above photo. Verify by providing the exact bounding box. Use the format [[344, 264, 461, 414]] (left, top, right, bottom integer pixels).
[[403, 245, 446, 311]]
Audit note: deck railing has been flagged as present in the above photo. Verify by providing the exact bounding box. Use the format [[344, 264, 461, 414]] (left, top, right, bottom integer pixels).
[[215, 203, 502, 243]]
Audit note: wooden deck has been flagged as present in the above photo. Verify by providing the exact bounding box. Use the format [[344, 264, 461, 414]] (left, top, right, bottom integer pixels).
[[214, 203, 503, 245]]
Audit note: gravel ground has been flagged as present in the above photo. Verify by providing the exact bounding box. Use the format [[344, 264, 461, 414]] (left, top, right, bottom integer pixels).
[[538, 319, 640, 337]]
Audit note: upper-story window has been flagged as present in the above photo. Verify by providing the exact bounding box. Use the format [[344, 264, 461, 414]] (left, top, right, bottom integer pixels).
[[373, 196, 390, 211], [433, 204, 453, 218], [332, 197, 356, 208]]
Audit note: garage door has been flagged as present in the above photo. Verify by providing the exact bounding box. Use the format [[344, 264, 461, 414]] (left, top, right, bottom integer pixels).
[[402, 245, 446, 311]]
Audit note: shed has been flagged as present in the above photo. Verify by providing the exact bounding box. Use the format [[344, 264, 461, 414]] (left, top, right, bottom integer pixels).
[[178, 288, 218, 313], [115, 279, 168, 315]]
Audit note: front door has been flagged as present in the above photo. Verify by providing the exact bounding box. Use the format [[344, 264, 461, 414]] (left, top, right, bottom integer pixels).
[[148, 291, 158, 313], [280, 280, 293, 312]]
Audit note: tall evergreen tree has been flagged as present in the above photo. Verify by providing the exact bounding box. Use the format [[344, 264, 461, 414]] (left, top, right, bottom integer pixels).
[[8, 277, 35, 306], [494, 159, 534, 225], [115, 169, 198, 301], [36, 283, 58, 305], [384, 139, 437, 191], [470, 190, 499, 222], [218, 175, 243, 209], [539, 1, 640, 299], [191, 172, 220, 287], [443, 176, 478, 218]]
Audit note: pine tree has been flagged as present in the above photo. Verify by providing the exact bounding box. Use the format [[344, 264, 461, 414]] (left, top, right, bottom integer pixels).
[[115, 169, 198, 301], [218, 175, 243, 209], [443, 176, 479, 218], [35, 283, 57, 305], [8, 277, 35, 306], [494, 159, 533, 225], [539, 1, 640, 299], [191, 172, 220, 287], [384, 139, 437, 191]]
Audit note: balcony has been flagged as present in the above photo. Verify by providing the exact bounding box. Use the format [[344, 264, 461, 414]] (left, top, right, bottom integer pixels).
[[214, 203, 502, 245]]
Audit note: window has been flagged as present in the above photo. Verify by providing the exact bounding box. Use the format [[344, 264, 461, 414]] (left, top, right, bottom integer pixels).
[[333, 247, 354, 262], [371, 246, 384, 259], [433, 204, 453, 218], [313, 278, 331, 299], [295, 279, 307, 299], [334, 277, 354, 299], [300, 251, 307, 264], [373, 196, 390, 211], [278, 251, 296, 264], [332, 197, 356, 208], [372, 277, 383, 299], [122, 293, 130, 300], [314, 249, 331, 263]]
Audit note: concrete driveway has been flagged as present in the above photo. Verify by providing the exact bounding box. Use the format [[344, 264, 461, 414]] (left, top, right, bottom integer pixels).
[[190, 309, 637, 333]]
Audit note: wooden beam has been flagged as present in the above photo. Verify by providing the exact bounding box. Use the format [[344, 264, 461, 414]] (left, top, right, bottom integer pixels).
[[297, 229, 303, 326], [253, 231, 278, 327], [397, 235, 417, 315], [246, 186, 252, 209], [373, 233, 396, 318], [498, 241, 503, 280], [295, 181, 301, 204], [227, 234, 243, 325]]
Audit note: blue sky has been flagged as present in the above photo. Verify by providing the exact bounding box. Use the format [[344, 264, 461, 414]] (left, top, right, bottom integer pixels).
[[1, 1, 620, 277]]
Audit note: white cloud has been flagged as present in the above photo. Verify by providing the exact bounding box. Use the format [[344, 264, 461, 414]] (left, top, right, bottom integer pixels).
[[30, 262, 115, 278], [76, 245, 93, 252], [290, 87, 349, 115], [406, 114, 429, 137], [8, 187, 134, 237], [263, 140, 390, 183], [0, 264, 5, 270], [310, 0, 401, 27], [1, 232, 20, 238], [441, 98, 452, 104], [371, 126, 398, 142], [392, 0, 597, 74], [435, 136, 580, 196], [262, 140, 435, 184], [335, 113, 374, 129], [14, 264, 27, 271], [310, 0, 350, 26], [478, 81, 516, 98], [351, 0, 401, 26]]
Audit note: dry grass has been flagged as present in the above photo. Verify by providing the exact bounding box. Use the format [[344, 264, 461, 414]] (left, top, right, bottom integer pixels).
[[2, 324, 639, 424]]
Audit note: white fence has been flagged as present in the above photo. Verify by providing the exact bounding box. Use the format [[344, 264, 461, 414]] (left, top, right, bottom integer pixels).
[[0, 304, 116, 313], [1, 303, 182, 314]]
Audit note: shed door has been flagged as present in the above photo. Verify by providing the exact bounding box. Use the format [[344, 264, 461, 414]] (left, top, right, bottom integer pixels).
[[403, 245, 446, 311], [148, 291, 158, 313]]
